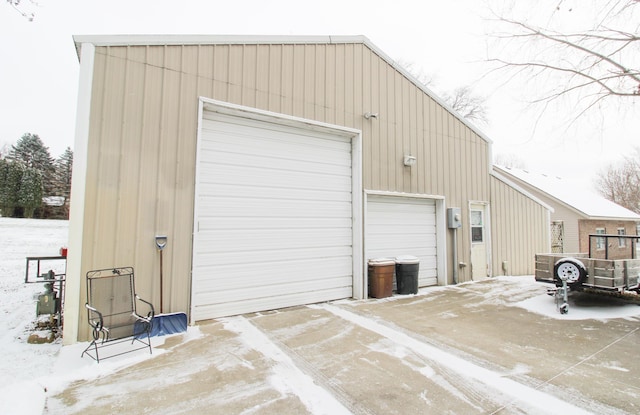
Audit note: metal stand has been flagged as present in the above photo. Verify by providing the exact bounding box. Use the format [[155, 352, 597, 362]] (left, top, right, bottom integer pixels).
[[25, 256, 67, 328], [555, 277, 569, 314]]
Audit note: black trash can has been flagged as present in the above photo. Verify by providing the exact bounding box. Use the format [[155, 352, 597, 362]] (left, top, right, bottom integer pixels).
[[395, 255, 419, 295]]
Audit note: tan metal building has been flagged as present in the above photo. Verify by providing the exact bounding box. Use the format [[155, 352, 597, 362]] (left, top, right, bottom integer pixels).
[[495, 165, 639, 257], [64, 35, 550, 343]]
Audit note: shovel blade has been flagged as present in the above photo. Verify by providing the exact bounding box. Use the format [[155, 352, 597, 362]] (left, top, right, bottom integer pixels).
[[151, 313, 188, 336]]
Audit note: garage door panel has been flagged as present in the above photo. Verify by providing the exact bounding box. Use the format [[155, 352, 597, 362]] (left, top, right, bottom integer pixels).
[[201, 144, 353, 173], [198, 174, 352, 197], [368, 225, 437, 237], [198, 188, 352, 207], [194, 261, 353, 293], [197, 230, 353, 253], [201, 136, 351, 161], [199, 176, 353, 200], [201, 133, 351, 172], [192, 286, 353, 322], [194, 246, 353, 268], [199, 217, 353, 231], [200, 152, 353, 181], [197, 198, 353, 218], [367, 195, 438, 288], [196, 271, 353, 296], [194, 279, 353, 309], [368, 199, 436, 211], [198, 166, 352, 193], [202, 113, 351, 148], [192, 111, 355, 320]]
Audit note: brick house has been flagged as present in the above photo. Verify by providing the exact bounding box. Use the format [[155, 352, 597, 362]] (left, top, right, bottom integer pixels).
[[495, 165, 640, 258]]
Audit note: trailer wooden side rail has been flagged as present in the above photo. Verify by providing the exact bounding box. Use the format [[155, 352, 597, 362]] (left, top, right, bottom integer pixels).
[[535, 234, 640, 293]]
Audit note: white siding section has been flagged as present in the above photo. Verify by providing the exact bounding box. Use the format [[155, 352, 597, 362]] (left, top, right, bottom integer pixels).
[[192, 111, 354, 321], [366, 195, 438, 287]]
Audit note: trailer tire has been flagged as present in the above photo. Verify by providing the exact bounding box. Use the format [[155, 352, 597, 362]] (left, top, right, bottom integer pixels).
[[554, 259, 586, 287]]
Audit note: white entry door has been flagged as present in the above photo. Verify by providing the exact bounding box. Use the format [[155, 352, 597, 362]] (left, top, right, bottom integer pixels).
[[470, 203, 490, 279]]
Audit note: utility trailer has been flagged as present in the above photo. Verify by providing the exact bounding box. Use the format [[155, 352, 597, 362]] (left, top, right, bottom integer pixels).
[[535, 234, 640, 313]]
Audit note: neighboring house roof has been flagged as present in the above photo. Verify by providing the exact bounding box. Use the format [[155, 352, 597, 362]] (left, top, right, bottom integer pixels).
[[73, 34, 493, 146], [494, 165, 640, 221]]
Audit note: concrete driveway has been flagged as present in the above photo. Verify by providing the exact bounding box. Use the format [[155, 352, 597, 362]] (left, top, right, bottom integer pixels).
[[45, 277, 640, 414]]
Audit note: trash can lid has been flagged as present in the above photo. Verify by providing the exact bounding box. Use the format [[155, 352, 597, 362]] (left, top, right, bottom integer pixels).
[[395, 255, 420, 264], [368, 258, 396, 266]]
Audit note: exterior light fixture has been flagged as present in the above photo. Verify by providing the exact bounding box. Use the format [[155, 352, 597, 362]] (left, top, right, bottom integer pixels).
[[403, 155, 417, 167]]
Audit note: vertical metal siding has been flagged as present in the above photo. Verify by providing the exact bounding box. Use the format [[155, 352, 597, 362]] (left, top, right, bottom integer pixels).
[[490, 175, 550, 275], [76, 40, 547, 338]]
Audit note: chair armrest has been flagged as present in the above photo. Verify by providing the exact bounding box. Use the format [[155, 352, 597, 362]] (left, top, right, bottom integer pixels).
[[135, 294, 155, 319], [85, 303, 104, 330]]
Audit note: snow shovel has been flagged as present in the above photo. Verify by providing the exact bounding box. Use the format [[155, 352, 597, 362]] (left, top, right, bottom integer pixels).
[[150, 235, 187, 336]]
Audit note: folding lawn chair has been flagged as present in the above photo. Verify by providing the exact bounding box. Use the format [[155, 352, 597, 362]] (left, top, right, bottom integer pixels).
[[81, 267, 155, 363]]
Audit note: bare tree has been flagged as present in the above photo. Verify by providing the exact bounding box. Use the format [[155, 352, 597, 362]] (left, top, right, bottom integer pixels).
[[494, 153, 528, 169], [442, 86, 489, 125], [487, 0, 640, 120], [396, 59, 438, 88], [398, 60, 488, 125], [5, 0, 37, 21], [594, 148, 640, 213]]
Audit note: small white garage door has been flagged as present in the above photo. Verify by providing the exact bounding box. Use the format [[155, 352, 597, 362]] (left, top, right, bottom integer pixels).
[[366, 195, 438, 287], [191, 110, 355, 321]]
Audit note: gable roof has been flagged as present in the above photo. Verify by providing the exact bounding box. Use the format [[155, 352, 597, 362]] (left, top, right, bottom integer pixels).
[[72, 34, 492, 146], [494, 165, 640, 221]]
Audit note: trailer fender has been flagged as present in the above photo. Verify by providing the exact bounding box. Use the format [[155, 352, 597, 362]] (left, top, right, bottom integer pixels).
[[553, 257, 587, 287]]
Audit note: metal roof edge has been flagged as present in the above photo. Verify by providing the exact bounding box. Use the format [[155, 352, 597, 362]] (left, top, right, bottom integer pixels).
[[491, 167, 554, 213], [493, 165, 588, 217], [586, 216, 640, 222], [73, 34, 369, 49], [72, 34, 370, 62], [494, 165, 640, 221]]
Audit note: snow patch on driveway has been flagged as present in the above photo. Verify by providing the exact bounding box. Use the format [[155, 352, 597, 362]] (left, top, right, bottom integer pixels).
[[221, 316, 352, 415], [514, 291, 640, 321], [316, 303, 594, 415]]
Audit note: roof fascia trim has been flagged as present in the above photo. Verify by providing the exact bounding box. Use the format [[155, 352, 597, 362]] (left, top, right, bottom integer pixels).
[[73, 34, 367, 48], [491, 168, 554, 212]]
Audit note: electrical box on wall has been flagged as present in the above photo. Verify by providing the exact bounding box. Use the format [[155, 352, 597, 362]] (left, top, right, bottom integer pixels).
[[447, 207, 462, 229]]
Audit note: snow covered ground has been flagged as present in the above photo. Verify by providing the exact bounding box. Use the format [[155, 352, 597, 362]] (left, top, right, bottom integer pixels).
[[2, 218, 640, 414], [0, 218, 68, 414], [0, 218, 201, 414]]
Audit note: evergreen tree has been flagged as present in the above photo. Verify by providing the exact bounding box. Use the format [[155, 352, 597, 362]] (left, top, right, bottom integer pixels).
[[53, 147, 73, 218], [8, 133, 55, 195], [0, 159, 10, 216], [18, 167, 43, 218], [0, 161, 24, 217], [1, 134, 71, 218]]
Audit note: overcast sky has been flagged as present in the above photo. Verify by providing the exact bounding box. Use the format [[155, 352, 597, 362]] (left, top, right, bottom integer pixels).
[[1, 0, 638, 188]]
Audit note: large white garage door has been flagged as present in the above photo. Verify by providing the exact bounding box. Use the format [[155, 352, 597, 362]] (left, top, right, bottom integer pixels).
[[191, 110, 355, 321], [366, 195, 438, 287]]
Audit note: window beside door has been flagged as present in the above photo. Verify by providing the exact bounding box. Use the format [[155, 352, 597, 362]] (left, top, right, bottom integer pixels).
[[471, 210, 484, 243]]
